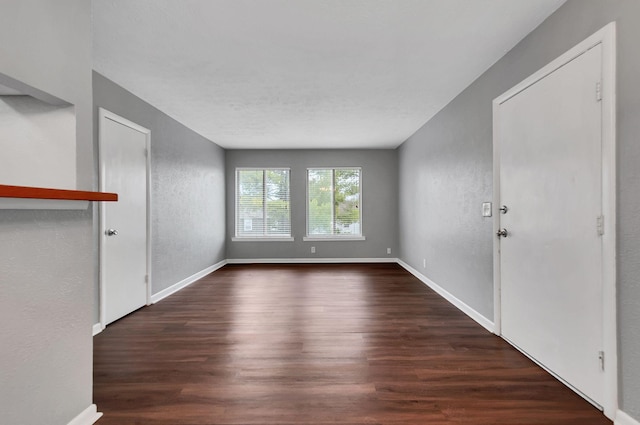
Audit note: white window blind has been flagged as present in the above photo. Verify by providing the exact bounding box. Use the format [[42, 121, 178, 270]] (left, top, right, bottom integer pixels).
[[307, 168, 361, 237], [236, 168, 290, 238]]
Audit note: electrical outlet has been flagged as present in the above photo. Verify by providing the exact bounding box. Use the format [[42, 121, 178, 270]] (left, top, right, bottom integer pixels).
[[423, 258, 426, 268], [311, 246, 316, 254], [387, 248, 391, 254]]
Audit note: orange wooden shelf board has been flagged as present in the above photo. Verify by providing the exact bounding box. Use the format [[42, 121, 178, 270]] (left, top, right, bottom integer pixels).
[[0, 184, 117, 202]]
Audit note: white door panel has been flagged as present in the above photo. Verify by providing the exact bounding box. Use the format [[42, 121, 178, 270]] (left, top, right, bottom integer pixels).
[[100, 111, 149, 325], [498, 45, 603, 406]]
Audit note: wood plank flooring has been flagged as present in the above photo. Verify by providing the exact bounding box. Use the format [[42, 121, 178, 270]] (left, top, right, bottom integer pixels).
[[94, 263, 611, 424]]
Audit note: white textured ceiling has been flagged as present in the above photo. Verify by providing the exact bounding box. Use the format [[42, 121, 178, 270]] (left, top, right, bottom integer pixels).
[[93, 0, 566, 149]]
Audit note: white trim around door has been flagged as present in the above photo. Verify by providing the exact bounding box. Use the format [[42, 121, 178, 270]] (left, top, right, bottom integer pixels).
[[98, 107, 152, 331], [492, 22, 617, 419]]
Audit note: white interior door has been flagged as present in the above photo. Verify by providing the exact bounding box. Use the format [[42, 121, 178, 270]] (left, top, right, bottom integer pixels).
[[100, 109, 149, 326], [497, 45, 604, 407]]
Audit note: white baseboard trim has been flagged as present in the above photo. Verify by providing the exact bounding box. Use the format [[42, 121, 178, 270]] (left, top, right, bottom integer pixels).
[[150, 260, 227, 304], [616, 410, 640, 425], [226, 257, 398, 264], [92, 323, 102, 336], [397, 259, 495, 333], [67, 404, 102, 425]]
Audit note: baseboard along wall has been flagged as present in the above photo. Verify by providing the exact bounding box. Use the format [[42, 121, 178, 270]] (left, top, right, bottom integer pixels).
[[397, 259, 495, 333], [92, 323, 102, 336], [150, 259, 227, 304], [226, 257, 398, 264], [66, 404, 102, 425]]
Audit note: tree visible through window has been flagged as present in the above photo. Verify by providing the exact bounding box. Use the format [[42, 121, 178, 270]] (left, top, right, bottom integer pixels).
[[307, 168, 361, 237], [236, 168, 290, 238]]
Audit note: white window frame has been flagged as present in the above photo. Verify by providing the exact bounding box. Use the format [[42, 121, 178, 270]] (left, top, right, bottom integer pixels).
[[304, 167, 365, 241], [233, 167, 293, 242]]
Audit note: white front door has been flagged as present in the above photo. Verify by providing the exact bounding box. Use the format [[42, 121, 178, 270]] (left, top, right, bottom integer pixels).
[[497, 45, 604, 407], [99, 109, 149, 325]]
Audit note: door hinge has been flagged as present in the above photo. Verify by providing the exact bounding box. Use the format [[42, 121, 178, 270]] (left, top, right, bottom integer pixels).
[[145, 274, 149, 283], [597, 215, 605, 236], [598, 351, 605, 371], [144, 148, 149, 157], [596, 82, 602, 101]]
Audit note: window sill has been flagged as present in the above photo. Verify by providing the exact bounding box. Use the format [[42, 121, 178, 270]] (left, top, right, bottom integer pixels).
[[303, 236, 366, 242], [232, 237, 294, 242]]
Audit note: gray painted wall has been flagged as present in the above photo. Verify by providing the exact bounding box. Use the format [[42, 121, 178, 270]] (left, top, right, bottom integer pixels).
[[398, 0, 640, 419], [0, 1, 95, 424], [226, 150, 398, 260], [0, 96, 76, 189], [93, 72, 226, 306], [0, 1, 93, 188]]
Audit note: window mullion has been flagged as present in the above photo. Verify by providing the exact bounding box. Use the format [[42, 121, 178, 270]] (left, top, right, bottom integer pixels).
[[331, 169, 335, 235], [262, 170, 267, 236], [236, 170, 240, 236]]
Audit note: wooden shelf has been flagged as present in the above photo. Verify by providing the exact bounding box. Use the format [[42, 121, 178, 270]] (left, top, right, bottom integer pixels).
[[0, 184, 117, 201], [0, 184, 117, 210]]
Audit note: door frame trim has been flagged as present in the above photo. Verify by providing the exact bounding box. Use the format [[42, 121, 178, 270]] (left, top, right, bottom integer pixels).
[[98, 107, 152, 329], [492, 22, 617, 419]]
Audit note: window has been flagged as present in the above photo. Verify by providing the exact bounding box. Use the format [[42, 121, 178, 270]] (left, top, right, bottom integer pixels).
[[307, 168, 362, 238], [235, 168, 291, 239]]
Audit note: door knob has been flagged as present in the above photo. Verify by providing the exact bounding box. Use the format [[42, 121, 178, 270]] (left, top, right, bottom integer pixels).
[[499, 205, 509, 214], [496, 228, 508, 238], [105, 229, 118, 236]]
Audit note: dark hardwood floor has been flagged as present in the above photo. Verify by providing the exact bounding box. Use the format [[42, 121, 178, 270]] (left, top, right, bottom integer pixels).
[[94, 263, 610, 424]]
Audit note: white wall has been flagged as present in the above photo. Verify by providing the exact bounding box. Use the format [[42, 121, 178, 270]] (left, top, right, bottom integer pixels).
[[0, 0, 93, 188], [0, 96, 76, 189], [0, 1, 96, 424]]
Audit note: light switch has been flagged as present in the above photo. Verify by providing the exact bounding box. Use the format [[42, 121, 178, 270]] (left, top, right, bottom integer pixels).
[[482, 202, 492, 217]]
